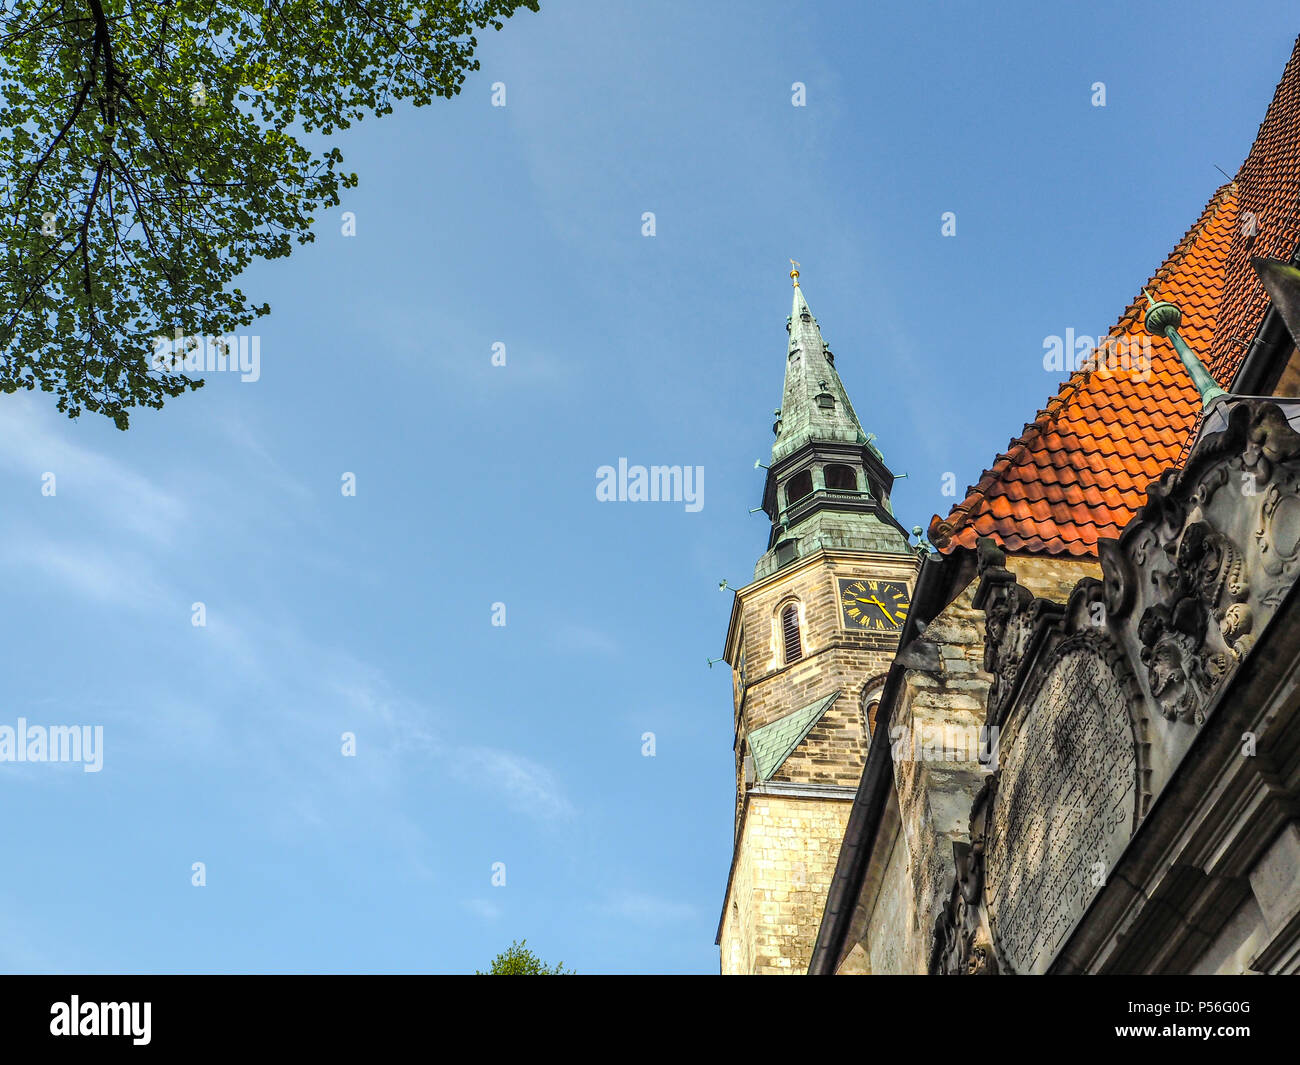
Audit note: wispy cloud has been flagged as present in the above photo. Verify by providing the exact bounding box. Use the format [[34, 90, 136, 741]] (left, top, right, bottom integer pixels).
[[0, 397, 578, 911], [205, 408, 313, 504], [0, 396, 186, 545], [463, 899, 502, 921], [600, 892, 696, 925], [456, 747, 575, 821], [8, 538, 169, 609]]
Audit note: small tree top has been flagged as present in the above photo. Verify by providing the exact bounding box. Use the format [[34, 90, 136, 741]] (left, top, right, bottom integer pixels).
[[477, 939, 574, 975]]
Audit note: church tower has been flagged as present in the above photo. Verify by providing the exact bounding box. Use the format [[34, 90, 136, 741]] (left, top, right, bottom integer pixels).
[[717, 268, 922, 974]]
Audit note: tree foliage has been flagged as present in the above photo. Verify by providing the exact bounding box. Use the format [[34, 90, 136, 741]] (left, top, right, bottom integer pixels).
[[477, 939, 574, 975], [0, 0, 537, 427]]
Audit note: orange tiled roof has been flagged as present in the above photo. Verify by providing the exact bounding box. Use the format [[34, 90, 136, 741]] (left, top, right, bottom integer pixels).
[[930, 35, 1300, 558]]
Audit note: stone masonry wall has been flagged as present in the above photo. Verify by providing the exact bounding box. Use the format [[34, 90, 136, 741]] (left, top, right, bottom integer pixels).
[[731, 551, 918, 822], [850, 553, 1101, 973], [722, 549, 921, 974], [721, 795, 854, 974]]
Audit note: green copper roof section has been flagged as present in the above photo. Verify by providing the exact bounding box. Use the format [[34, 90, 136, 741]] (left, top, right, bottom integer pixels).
[[771, 285, 869, 464], [764, 509, 912, 566], [747, 691, 841, 781]]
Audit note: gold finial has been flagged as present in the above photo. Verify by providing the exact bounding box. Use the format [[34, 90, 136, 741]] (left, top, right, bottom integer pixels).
[[789, 259, 800, 287]]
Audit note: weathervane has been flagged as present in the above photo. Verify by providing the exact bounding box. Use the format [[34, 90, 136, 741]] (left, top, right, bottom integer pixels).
[[789, 259, 800, 287]]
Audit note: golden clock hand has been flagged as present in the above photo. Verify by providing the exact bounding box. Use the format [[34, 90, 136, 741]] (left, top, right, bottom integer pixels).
[[849, 595, 898, 624], [868, 596, 897, 624]]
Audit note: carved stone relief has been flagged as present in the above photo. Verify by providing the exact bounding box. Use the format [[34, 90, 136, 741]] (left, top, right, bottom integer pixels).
[[982, 637, 1142, 974], [933, 399, 1300, 974]]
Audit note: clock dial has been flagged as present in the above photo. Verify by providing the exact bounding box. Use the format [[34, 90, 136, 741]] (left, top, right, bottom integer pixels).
[[837, 577, 910, 632]]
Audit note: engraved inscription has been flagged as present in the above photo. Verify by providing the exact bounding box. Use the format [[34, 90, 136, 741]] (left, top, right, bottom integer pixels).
[[984, 646, 1136, 974]]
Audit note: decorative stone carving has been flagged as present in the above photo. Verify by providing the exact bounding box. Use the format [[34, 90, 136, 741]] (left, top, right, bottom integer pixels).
[[934, 398, 1300, 974], [1117, 400, 1300, 728], [973, 538, 1063, 728], [933, 778, 999, 976]]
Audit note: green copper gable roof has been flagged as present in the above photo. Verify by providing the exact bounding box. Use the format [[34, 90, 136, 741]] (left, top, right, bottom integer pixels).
[[771, 286, 868, 464], [748, 691, 841, 781]]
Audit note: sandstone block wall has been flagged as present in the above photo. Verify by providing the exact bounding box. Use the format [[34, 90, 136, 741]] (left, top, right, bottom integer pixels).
[[721, 795, 854, 974]]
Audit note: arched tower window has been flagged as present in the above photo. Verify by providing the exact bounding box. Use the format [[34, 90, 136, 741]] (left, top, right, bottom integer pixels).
[[861, 682, 885, 738], [781, 603, 802, 663], [785, 469, 813, 507], [825, 464, 857, 490]]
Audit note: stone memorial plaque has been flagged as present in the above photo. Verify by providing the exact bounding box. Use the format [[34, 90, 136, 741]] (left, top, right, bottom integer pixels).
[[984, 643, 1137, 974]]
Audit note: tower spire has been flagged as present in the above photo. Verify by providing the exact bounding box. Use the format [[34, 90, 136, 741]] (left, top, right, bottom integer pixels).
[[771, 276, 868, 465], [718, 269, 925, 974], [754, 271, 912, 578]]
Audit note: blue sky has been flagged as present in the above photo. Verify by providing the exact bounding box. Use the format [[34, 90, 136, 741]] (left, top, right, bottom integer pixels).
[[1, 1, 1296, 974]]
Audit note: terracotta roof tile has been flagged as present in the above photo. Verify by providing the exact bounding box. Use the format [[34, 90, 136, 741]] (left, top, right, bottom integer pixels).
[[930, 36, 1300, 558]]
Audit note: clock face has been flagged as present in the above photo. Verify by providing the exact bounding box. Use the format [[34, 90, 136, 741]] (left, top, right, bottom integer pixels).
[[838, 577, 910, 632]]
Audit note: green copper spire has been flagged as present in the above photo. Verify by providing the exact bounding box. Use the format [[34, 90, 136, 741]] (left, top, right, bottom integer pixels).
[[1143, 290, 1228, 409], [771, 278, 870, 464], [753, 269, 912, 578]]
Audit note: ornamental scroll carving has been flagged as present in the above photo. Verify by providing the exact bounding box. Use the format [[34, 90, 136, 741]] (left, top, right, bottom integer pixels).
[[1102, 398, 1300, 728]]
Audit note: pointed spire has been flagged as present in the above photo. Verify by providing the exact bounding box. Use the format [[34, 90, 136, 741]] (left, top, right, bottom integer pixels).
[[752, 269, 913, 578], [771, 278, 870, 464]]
